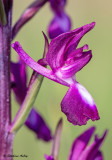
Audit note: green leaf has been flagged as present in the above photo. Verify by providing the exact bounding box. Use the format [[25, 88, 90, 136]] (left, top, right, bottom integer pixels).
[[0, 0, 7, 25]]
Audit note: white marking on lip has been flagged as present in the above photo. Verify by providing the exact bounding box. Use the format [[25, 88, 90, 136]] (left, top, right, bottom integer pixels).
[[77, 83, 94, 106]]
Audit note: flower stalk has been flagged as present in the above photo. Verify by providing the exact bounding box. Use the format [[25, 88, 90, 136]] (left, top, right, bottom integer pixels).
[[0, 0, 14, 159]]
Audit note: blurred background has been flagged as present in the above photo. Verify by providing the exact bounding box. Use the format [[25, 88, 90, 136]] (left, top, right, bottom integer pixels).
[[12, 0, 112, 159]]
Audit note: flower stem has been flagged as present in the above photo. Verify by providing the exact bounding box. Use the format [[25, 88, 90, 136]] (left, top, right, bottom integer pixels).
[[0, 0, 14, 159]]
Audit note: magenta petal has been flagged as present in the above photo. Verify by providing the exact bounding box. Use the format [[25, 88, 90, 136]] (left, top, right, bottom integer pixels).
[[64, 23, 95, 59], [48, 12, 71, 39], [46, 22, 95, 71], [78, 131, 107, 160], [69, 127, 95, 160], [66, 44, 89, 65], [60, 50, 92, 78], [61, 83, 99, 125]]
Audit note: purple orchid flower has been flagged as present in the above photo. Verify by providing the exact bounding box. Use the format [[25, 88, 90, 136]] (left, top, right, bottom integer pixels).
[[11, 57, 52, 141], [48, 0, 71, 39], [12, 22, 99, 126], [68, 127, 107, 160], [11, 57, 27, 104], [45, 126, 107, 160]]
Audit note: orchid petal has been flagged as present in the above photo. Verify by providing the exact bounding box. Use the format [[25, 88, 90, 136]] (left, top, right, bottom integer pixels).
[[61, 83, 99, 125], [69, 127, 95, 160], [25, 108, 52, 141], [65, 44, 89, 64], [64, 23, 95, 60], [78, 131, 107, 160], [48, 12, 71, 39], [59, 50, 92, 78], [46, 22, 95, 71]]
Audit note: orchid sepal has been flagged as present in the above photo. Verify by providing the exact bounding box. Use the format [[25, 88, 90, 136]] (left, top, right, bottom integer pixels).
[[11, 41, 69, 87]]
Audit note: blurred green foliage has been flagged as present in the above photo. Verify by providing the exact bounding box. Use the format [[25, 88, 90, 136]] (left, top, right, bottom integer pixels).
[[12, 0, 112, 159]]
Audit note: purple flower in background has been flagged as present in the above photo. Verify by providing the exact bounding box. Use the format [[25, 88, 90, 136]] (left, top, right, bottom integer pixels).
[[11, 57, 52, 141], [68, 127, 107, 160], [45, 125, 107, 160], [48, 0, 71, 39], [25, 109, 52, 141], [11, 57, 27, 104], [12, 22, 99, 126], [45, 155, 54, 160]]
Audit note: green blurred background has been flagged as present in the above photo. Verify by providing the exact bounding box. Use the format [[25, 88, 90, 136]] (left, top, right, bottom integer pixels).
[[11, 0, 112, 159]]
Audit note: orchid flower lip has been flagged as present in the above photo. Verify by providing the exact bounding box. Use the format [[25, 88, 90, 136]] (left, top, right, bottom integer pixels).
[[76, 83, 95, 106], [61, 83, 100, 126]]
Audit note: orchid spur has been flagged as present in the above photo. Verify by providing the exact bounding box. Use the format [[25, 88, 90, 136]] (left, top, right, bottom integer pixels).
[[12, 22, 99, 126]]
